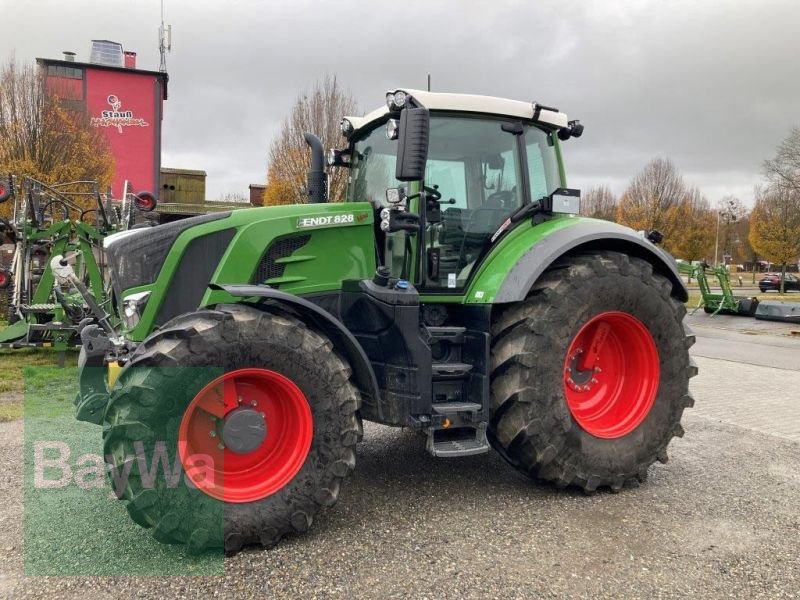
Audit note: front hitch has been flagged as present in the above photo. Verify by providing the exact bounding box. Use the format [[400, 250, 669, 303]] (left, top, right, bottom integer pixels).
[[75, 325, 114, 424], [51, 254, 122, 424]]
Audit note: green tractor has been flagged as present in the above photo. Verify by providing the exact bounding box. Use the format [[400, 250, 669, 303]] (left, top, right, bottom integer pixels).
[[71, 89, 696, 553]]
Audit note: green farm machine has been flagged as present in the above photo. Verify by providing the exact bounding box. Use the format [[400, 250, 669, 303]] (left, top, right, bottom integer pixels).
[[68, 90, 697, 553], [0, 175, 156, 354], [679, 261, 799, 323]]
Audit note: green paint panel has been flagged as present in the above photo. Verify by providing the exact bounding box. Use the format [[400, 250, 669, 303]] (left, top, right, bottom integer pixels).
[[463, 215, 583, 304], [127, 203, 376, 340]]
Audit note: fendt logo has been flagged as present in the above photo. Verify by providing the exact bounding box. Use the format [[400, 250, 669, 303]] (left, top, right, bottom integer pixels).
[[90, 94, 150, 134]]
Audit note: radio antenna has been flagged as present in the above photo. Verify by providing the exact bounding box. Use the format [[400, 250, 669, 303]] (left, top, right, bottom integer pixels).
[[158, 0, 171, 72]]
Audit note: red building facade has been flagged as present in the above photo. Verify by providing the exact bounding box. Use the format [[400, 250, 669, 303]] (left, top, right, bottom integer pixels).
[[37, 42, 168, 198]]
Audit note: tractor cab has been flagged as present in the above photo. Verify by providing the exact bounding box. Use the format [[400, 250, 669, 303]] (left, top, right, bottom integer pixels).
[[335, 89, 583, 291]]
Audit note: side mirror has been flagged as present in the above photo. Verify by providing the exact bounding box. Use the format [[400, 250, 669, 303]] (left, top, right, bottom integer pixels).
[[395, 107, 429, 182]]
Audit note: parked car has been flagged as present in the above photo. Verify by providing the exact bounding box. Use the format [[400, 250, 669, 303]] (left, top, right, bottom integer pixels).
[[759, 272, 800, 292]]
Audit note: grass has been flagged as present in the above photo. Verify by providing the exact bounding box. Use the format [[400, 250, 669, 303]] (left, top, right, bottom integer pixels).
[[0, 348, 78, 422], [21, 365, 224, 575]]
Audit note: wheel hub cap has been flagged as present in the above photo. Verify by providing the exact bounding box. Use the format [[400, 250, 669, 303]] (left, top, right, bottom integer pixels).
[[223, 407, 267, 454], [563, 311, 660, 439], [178, 368, 313, 503]]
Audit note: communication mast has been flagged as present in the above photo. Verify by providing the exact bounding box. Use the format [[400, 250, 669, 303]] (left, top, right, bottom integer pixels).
[[158, 0, 171, 73]]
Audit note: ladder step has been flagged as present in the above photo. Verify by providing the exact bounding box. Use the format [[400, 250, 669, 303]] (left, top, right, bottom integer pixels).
[[432, 402, 481, 415], [427, 424, 489, 457], [426, 326, 466, 343], [432, 362, 472, 378]]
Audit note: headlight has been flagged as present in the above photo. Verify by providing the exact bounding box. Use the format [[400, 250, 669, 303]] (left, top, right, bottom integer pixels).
[[121, 290, 151, 329], [385, 119, 399, 140], [340, 118, 354, 138], [385, 90, 408, 112]]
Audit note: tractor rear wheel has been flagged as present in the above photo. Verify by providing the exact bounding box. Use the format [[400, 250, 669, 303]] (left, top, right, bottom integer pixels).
[[488, 251, 696, 492], [103, 304, 361, 553]]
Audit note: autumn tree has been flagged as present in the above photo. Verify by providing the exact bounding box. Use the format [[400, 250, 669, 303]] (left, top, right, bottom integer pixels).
[[579, 185, 617, 221], [263, 76, 357, 205], [616, 158, 685, 242], [0, 57, 114, 218], [748, 186, 800, 293], [263, 148, 309, 206], [668, 187, 715, 272]]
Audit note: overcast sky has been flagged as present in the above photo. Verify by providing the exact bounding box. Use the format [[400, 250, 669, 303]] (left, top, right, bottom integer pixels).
[[3, 0, 799, 205]]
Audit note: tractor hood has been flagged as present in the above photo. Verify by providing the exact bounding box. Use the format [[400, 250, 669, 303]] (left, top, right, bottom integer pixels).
[[104, 212, 231, 303], [107, 203, 376, 341]]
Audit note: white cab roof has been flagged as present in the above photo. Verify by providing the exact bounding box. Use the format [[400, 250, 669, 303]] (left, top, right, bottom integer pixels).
[[345, 88, 569, 134]]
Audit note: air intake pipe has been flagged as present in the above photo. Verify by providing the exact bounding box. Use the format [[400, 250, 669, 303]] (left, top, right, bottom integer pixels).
[[304, 132, 327, 203]]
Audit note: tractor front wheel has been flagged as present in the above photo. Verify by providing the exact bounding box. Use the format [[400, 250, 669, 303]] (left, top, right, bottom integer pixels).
[[103, 304, 361, 553], [489, 251, 696, 492]]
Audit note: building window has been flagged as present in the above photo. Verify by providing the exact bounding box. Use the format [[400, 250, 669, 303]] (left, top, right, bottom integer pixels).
[[47, 65, 83, 80]]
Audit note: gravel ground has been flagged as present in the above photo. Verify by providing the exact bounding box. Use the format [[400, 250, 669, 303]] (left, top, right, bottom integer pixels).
[[2, 315, 798, 598], [2, 408, 799, 598]]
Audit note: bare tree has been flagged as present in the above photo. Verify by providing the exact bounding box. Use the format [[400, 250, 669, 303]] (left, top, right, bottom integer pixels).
[[218, 192, 248, 203], [264, 75, 357, 205], [764, 127, 800, 194], [616, 158, 685, 240], [579, 185, 617, 221], [0, 57, 114, 216], [748, 185, 800, 293]]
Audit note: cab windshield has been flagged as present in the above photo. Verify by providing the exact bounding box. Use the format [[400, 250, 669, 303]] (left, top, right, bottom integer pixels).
[[348, 114, 561, 290]]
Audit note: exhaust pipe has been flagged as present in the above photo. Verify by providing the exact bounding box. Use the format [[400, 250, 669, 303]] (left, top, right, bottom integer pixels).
[[304, 133, 327, 204]]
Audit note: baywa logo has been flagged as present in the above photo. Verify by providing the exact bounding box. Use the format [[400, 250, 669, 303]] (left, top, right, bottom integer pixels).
[[90, 94, 150, 134], [34, 440, 216, 497]]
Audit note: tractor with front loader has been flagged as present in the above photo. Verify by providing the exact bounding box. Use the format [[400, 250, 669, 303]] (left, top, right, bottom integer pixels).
[[69, 89, 697, 553]]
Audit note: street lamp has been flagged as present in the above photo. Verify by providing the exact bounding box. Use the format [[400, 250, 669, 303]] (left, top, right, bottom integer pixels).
[[714, 199, 739, 267]]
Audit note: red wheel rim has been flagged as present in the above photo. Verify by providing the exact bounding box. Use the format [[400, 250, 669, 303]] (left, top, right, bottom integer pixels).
[[178, 368, 313, 503], [563, 311, 659, 439], [135, 196, 154, 210]]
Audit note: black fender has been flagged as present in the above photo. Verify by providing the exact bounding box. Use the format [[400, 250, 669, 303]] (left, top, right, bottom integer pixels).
[[209, 283, 380, 408], [495, 220, 688, 303]]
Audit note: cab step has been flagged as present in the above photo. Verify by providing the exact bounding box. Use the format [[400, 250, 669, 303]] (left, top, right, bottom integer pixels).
[[432, 362, 472, 379], [426, 423, 489, 457], [426, 326, 466, 343], [432, 401, 481, 415]]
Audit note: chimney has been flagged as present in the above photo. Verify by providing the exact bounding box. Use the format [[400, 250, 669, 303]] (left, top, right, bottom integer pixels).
[[249, 184, 266, 207], [124, 51, 137, 69], [63, 51, 76, 62]]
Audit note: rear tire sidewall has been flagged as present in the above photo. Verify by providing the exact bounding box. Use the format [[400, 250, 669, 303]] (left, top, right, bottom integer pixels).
[[489, 253, 691, 486], [548, 271, 686, 473]]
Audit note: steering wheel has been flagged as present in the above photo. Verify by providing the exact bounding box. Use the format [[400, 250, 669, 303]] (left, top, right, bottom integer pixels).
[[486, 189, 514, 208]]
